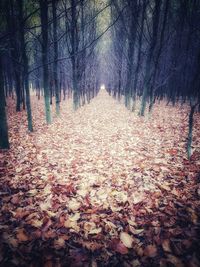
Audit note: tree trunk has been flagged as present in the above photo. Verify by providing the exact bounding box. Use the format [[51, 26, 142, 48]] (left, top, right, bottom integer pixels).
[[18, 0, 33, 132], [0, 54, 9, 149], [40, 0, 51, 124], [149, 0, 169, 113], [5, 0, 21, 112], [187, 101, 197, 159], [124, 0, 138, 109], [71, 0, 79, 110], [139, 0, 161, 116], [133, 0, 146, 110], [52, 0, 60, 115]]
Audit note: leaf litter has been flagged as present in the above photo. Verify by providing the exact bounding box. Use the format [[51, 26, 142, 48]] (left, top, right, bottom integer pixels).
[[0, 90, 200, 266]]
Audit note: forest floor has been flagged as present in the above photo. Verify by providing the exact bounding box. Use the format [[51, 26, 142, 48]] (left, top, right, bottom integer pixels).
[[0, 89, 200, 267]]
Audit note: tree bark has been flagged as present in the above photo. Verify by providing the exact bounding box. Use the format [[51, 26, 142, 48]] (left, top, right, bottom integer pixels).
[[39, 0, 51, 124], [140, 0, 161, 116], [5, 0, 21, 112], [0, 54, 9, 149], [18, 0, 33, 132], [71, 0, 79, 110], [52, 0, 60, 116], [187, 101, 197, 159]]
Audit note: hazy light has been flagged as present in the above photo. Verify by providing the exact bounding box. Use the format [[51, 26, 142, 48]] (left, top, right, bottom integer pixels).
[[100, 84, 105, 90]]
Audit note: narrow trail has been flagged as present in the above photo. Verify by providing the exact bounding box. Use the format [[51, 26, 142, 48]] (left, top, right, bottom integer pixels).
[[34, 89, 197, 196], [1, 89, 200, 266]]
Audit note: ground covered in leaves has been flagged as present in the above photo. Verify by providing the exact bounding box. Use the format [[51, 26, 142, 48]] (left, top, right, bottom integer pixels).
[[0, 90, 200, 267]]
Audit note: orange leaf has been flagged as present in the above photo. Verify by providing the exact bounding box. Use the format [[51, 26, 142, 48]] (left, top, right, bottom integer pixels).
[[16, 228, 29, 242], [144, 244, 157, 257]]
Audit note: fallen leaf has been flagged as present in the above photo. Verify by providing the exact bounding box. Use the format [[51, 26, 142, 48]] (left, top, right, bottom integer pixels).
[[54, 237, 66, 249], [68, 199, 81, 211], [30, 219, 43, 228], [167, 255, 184, 267], [120, 232, 133, 248], [89, 227, 102, 235], [110, 238, 129, 254], [162, 239, 171, 253], [11, 194, 20, 205], [16, 228, 29, 242], [131, 259, 141, 267], [69, 212, 80, 221], [144, 244, 157, 257]]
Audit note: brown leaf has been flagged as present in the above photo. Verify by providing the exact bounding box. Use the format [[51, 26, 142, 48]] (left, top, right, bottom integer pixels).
[[110, 238, 129, 254], [11, 194, 20, 205], [167, 255, 184, 267], [144, 244, 157, 257], [16, 228, 29, 242], [44, 260, 53, 267], [54, 237, 66, 249]]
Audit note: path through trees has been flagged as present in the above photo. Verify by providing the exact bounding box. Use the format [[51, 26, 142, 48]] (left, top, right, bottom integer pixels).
[[1, 90, 200, 266], [0, 0, 200, 266]]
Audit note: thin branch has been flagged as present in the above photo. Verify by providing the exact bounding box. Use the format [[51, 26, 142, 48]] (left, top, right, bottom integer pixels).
[[28, 5, 127, 75]]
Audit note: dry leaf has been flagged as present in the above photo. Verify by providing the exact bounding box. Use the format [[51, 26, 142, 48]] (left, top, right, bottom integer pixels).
[[16, 228, 29, 242], [167, 255, 184, 267], [54, 237, 65, 249], [89, 227, 102, 235], [162, 239, 171, 253], [144, 244, 157, 257], [110, 238, 129, 254], [68, 199, 81, 211], [131, 259, 141, 267], [69, 212, 80, 221], [120, 232, 133, 248]]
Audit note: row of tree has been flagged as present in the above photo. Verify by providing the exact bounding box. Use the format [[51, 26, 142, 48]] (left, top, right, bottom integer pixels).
[[107, 0, 200, 111], [0, 0, 199, 158], [103, 0, 200, 158], [0, 0, 107, 149]]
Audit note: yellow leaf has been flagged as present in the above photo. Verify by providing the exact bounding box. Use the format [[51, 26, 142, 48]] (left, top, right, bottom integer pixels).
[[120, 232, 133, 248], [84, 222, 96, 232], [43, 184, 52, 195], [68, 199, 81, 211], [132, 193, 144, 204], [28, 189, 38, 196], [160, 184, 171, 191], [127, 218, 137, 226], [46, 210, 57, 217], [77, 189, 87, 197], [162, 239, 171, 252], [89, 227, 102, 235], [69, 213, 80, 222], [16, 167, 22, 173], [131, 228, 144, 235], [30, 219, 43, 228], [40, 201, 51, 211], [64, 220, 80, 232], [111, 191, 128, 203], [171, 188, 179, 196]]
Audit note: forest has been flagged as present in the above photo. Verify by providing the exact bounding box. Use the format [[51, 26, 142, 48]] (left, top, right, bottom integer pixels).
[[0, 0, 200, 266]]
